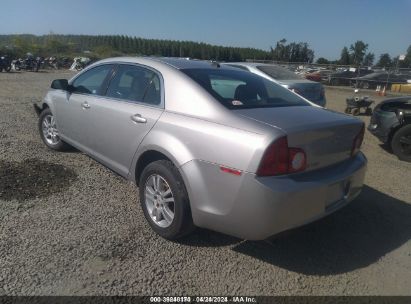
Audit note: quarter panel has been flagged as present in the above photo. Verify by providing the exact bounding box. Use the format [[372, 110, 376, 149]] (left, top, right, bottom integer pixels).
[[151, 112, 269, 171]]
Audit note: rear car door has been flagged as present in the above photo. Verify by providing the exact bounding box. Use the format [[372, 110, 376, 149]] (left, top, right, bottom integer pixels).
[[53, 64, 114, 150], [80, 63, 164, 177]]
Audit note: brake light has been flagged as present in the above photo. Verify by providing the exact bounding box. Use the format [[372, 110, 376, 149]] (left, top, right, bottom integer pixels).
[[351, 124, 365, 156], [257, 136, 306, 176]]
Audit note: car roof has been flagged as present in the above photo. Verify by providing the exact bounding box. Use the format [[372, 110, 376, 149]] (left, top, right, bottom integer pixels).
[[223, 62, 275, 68], [96, 56, 234, 70], [151, 57, 229, 69]]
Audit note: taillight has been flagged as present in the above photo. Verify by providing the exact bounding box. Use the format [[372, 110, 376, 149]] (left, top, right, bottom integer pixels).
[[351, 124, 365, 156], [257, 136, 306, 176]]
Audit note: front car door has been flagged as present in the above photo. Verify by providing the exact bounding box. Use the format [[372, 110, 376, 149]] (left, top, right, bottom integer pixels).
[[80, 63, 164, 177]]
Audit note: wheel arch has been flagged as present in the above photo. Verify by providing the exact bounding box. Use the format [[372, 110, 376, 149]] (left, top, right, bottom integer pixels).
[[34, 102, 50, 116], [134, 150, 174, 183], [130, 130, 195, 184]]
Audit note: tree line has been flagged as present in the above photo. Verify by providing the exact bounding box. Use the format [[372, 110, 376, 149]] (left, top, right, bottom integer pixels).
[[0, 34, 317, 63], [0, 34, 269, 61], [1, 34, 408, 68], [316, 40, 411, 68]]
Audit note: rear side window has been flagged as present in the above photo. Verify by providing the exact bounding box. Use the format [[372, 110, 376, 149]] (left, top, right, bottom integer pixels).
[[106, 64, 161, 105], [225, 64, 249, 71], [182, 68, 309, 109], [257, 65, 302, 80], [71, 65, 113, 95]]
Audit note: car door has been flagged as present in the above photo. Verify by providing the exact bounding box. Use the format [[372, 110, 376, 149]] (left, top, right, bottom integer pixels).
[[53, 64, 114, 150], [79, 64, 164, 177]]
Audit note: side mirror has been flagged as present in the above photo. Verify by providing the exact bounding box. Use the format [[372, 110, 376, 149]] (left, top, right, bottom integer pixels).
[[51, 79, 69, 91]]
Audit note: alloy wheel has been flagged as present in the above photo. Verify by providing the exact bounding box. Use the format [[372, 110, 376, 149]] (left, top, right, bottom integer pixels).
[[42, 114, 60, 145], [144, 174, 175, 228]]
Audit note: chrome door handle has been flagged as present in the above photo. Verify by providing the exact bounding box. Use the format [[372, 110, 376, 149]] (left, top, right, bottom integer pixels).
[[131, 114, 147, 123], [82, 102, 90, 109]]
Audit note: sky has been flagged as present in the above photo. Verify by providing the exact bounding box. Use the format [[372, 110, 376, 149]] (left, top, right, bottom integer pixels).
[[1, 0, 410, 60]]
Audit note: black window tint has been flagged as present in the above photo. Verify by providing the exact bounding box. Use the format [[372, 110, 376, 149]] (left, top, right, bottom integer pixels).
[[71, 65, 113, 95], [182, 68, 309, 109], [106, 65, 161, 105]]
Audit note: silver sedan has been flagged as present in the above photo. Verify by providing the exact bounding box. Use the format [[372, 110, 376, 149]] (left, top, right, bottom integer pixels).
[[35, 57, 366, 240]]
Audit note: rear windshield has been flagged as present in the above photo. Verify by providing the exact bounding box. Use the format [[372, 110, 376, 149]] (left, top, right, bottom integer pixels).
[[182, 68, 309, 109], [257, 65, 302, 80]]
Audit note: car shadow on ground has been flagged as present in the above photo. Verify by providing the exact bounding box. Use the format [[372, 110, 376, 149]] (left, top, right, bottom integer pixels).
[[379, 143, 393, 154], [231, 185, 411, 275], [179, 227, 241, 247]]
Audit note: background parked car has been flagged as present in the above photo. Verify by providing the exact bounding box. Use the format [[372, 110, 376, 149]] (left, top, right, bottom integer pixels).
[[305, 71, 322, 82], [0, 55, 12, 72], [328, 68, 374, 86], [223, 62, 326, 107], [368, 96, 411, 162], [355, 72, 411, 90]]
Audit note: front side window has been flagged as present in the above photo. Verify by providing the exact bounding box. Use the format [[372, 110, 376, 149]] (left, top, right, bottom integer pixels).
[[71, 65, 113, 95], [106, 65, 161, 105], [182, 68, 309, 109]]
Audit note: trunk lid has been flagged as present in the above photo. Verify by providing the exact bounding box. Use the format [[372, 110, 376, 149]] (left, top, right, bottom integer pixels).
[[235, 106, 363, 171]]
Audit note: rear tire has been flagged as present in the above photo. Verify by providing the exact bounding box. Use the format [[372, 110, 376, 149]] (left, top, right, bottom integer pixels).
[[38, 108, 71, 151], [391, 125, 411, 162], [139, 160, 194, 240]]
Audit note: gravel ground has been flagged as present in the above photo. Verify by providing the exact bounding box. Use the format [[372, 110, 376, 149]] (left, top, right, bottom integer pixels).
[[0, 71, 410, 296]]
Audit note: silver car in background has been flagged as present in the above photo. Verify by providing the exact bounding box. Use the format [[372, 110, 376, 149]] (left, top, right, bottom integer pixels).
[[35, 57, 366, 240], [223, 62, 327, 107]]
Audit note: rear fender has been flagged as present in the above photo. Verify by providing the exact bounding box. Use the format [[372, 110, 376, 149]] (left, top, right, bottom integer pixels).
[[128, 129, 194, 183]]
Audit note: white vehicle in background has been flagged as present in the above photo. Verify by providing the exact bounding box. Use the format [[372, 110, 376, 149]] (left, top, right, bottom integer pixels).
[[69, 57, 91, 71]]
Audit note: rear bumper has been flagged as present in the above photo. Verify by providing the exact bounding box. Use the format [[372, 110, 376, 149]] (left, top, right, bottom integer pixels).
[[181, 153, 367, 240]]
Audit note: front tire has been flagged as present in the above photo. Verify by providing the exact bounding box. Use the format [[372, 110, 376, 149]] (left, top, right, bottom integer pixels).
[[391, 125, 411, 162], [38, 108, 70, 151], [139, 160, 194, 240]]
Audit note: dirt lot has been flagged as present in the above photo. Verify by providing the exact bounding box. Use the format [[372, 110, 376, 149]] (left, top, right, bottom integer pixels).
[[0, 71, 410, 296]]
